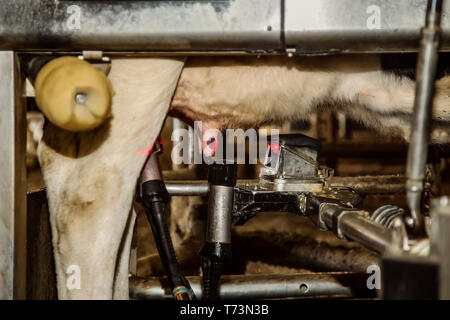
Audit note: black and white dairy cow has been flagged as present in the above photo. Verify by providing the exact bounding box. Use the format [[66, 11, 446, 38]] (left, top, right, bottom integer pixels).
[[37, 55, 450, 299]]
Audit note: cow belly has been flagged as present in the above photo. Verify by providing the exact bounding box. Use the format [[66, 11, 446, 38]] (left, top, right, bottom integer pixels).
[[38, 58, 185, 299], [172, 56, 450, 143]]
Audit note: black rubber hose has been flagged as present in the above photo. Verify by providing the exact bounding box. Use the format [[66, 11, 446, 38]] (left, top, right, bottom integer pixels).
[[200, 242, 232, 300], [201, 257, 223, 300], [139, 180, 195, 300]]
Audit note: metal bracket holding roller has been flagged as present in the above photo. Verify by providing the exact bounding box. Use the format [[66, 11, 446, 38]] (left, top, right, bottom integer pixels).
[[78, 51, 112, 76]]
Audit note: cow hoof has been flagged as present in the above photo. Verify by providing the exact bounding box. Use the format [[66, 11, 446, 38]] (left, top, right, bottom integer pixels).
[[34, 56, 113, 132]]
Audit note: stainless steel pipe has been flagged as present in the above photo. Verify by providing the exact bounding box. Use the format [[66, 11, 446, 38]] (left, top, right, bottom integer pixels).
[[206, 185, 234, 244], [166, 181, 210, 196], [319, 204, 398, 253], [165, 175, 411, 197], [339, 213, 397, 253], [406, 0, 443, 233], [129, 273, 367, 300], [4, 1, 450, 53], [166, 179, 402, 253]]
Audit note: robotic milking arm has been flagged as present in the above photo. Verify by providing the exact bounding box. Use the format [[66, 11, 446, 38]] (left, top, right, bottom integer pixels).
[[0, 0, 449, 300]]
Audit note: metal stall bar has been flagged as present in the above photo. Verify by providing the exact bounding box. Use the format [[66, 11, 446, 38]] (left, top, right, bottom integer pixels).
[[319, 204, 398, 254], [0, 0, 282, 53], [0, 52, 27, 299], [164, 175, 410, 197], [130, 273, 371, 300], [285, 0, 450, 53], [406, 0, 443, 233], [2, 0, 450, 53]]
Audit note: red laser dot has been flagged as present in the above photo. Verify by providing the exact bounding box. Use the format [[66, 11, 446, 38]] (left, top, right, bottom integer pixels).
[[211, 140, 218, 155], [269, 144, 281, 152]]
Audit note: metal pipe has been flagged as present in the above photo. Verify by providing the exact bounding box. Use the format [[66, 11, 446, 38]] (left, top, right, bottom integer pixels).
[[0, 0, 282, 52], [339, 213, 396, 253], [165, 175, 412, 197], [206, 186, 234, 243], [166, 181, 209, 196], [330, 175, 407, 195], [319, 204, 398, 253], [4, 1, 450, 53], [129, 273, 369, 300], [406, 0, 443, 233], [200, 163, 237, 300]]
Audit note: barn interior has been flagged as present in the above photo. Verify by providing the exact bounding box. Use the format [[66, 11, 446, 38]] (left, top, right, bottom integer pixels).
[[2, 0, 450, 300], [25, 112, 450, 300]]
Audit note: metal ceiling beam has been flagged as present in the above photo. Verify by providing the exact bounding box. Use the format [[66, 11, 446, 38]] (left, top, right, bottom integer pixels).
[[2, 1, 450, 53]]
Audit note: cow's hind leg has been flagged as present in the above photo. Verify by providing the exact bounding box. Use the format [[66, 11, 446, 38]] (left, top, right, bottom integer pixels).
[[38, 58, 185, 299], [337, 69, 450, 142]]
